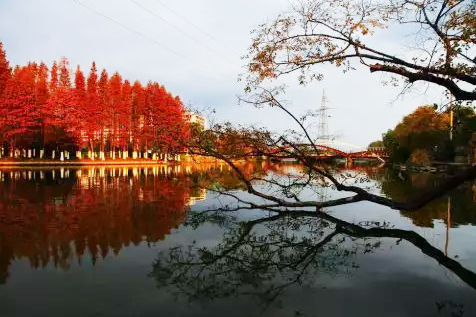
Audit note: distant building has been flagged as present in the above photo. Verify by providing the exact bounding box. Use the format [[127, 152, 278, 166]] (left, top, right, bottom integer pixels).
[[186, 111, 207, 130]]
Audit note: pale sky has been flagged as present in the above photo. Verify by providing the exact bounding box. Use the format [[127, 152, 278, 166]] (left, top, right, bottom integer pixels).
[[0, 0, 452, 148]]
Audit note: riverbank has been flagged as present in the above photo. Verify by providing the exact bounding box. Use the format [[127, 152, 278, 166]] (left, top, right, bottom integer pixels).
[[0, 160, 166, 167], [0, 155, 224, 166], [395, 161, 470, 173]]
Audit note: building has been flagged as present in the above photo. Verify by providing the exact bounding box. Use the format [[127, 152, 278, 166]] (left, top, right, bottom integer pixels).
[[186, 111, 207, 130]]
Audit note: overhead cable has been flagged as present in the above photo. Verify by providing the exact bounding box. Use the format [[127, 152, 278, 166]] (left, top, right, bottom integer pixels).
[[152, 0, 240, 55], [130, 0, 236, 64], [71, 0, 229, 79]]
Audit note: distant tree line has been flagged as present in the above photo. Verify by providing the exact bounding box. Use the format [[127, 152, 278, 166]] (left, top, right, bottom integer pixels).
[[368, 140, 384, 148], [369, 105, 476, 164], [0, 42, 189, 160]]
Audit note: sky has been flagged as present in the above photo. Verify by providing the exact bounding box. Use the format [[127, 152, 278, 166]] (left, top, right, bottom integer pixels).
[[0, 0, 452, 148]]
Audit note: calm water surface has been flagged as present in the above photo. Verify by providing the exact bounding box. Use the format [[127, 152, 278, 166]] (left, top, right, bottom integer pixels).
[[0, 164, 475, 317]]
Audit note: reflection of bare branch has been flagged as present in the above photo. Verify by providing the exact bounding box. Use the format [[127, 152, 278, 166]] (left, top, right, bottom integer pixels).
[[151, 211, 352, 306], [151, 206, 476, 308]]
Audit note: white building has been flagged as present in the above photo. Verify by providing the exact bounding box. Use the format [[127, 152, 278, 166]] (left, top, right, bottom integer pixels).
[[186, 111, 208, 130]]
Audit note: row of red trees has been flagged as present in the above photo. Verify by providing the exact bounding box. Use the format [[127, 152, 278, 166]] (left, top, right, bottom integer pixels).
[[0, 42, 190, 159]]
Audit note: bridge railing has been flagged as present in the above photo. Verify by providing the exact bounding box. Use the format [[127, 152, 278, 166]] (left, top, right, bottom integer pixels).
[[367, 147, 386, 152]]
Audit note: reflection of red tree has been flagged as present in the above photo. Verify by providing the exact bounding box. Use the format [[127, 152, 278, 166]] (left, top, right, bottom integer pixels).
[[0, 171, 189, 283]]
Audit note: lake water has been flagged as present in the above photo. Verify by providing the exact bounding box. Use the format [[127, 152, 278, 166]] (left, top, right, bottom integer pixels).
[[0, 163, 475, 317]]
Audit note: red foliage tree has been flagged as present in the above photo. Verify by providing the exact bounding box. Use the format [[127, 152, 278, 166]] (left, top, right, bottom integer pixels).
[[74, 66, 86, 149], [0, 43, 11, 153], [85, 62, 99, 153], [120, 80, 133, 151], [35, 62, 50, 151], [108, 72, 123, 153], [1, 64, 38, 150], [131, 80, 145, 152], [97, 69, 109, 154], [0, 42, 190, 160], [45, 58, 78, 152], [0, 42, 10, 99]]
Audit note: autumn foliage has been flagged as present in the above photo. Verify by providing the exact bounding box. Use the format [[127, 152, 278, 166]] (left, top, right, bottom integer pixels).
[[245, 0, 476, 101], [381, 105, 476, 164], [394, 106, 449, 149], [0, 42, 190, 159]]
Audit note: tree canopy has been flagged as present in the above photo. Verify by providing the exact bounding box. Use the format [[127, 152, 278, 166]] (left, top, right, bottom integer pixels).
[[382, 104, 476, 163], [368, 140, 384, 148], [393, 105, 449, 161], [245, 0, 476, 101], [0, 43, 189, 157], [187, 0, 476, 215]]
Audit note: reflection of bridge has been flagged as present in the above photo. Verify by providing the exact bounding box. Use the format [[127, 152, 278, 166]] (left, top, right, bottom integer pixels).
[[271, 140, 388, 163]]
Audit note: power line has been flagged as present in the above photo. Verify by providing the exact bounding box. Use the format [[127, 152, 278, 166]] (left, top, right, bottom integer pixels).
[[129, 0, 236, 64], [70, 0, 228, 79], [152, 0, 240, 55]]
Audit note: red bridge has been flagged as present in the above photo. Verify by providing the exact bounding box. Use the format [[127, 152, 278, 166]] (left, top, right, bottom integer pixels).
[[269, 144, 388, 162]]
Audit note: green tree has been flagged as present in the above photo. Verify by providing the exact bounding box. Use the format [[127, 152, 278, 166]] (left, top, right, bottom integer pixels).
[[452, 106, 476, 151], [368, 140, 384, 148], [395, 105, 451, 162], [383, 129, 410, 163], [384, 105, 476, 163]]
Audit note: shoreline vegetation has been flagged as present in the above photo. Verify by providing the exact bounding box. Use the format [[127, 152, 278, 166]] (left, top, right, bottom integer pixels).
[[394, 161, 470, 173]]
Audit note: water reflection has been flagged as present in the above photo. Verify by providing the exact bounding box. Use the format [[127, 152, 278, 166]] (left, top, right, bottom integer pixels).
[[0, 165, 232, 284], [151, 209, 476, 306], [147, 165, 476, 316], [0, 162, 296, 285], [1, 164, 476, 317], [2, 164, 476, 284], [152, 211, 373, 306], [369, 168, 476, 227]]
